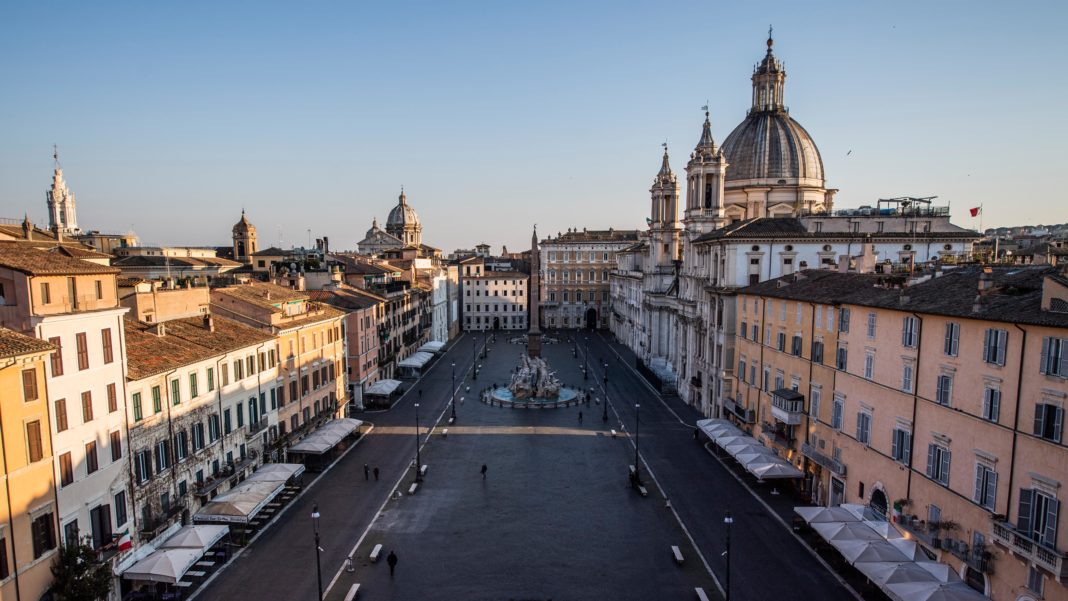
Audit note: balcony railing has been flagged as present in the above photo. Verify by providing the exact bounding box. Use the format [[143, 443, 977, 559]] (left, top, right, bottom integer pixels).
[[801, 442, 847, 476], [139, 501, 186, 542], [991, 520, 1068, 580]]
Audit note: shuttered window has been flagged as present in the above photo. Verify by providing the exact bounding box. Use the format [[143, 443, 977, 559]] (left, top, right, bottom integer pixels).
[[925, 443, 951, 486], [944, 322, 960, 356], [982, 329, 1008, 366], [974, 464, 997, 510], [1040, 337, 1068, 377]]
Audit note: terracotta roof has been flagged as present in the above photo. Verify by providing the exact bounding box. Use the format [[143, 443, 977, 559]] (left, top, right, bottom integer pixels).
[[740, 266, 1068, 328], [0, 224, 59, 242], [0, 242, 120, 275], [542, 229, 641, 243], [692, 218, 981, 244], [0, 327, 53, 359], [124, 315, 274, 380], [482, 271, 529, 279], [307, 288, 384, 311], [213, 282, 309, 309], [252, 247, 288, 256], [277, 303, 348, 329], [46, 245, 111, 259], [112, 255, 241, 268]]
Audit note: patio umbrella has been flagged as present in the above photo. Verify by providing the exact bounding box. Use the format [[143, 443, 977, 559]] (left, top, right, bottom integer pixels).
[[723, 440, 767, 457], [123, 548, 202, 583], [842, 503, 887, 522], [885, 581, 986, 601], [748, 460, 804, 480], [795, 506, 861, 524], [247, 463, 305, 483], [160, 525, 229, 550], [914, 561, 961, 583], [812, 521, 885, 543], [734, 448, 778, 467], [835, 539, 910, 564], [885, 538, 931, 562], [714, 435, 752, 448], [854, 561, 942, 586], [863, 520, 902, 540]]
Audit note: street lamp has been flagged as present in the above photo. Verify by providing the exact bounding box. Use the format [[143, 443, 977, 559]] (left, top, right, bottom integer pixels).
[[724, 510, 734, 601], [583, 336, 589, 380], [472, 337, 477, 380], [415, 391, 422, 482], [634, 402, 641, 482], [451, 362, 457, 421], [602, 364, 609, 422], [311, 503, 323, 601]]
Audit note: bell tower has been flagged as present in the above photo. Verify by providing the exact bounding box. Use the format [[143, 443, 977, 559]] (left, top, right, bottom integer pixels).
[[683, 111, 728, 234], [232, 210, 258, 262], [649, 145, 682, 268]]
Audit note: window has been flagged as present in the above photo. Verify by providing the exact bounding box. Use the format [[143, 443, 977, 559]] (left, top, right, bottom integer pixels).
[[791, 335, 802, 356], [1028, 565, 1045, 596], [208, 414, 220, 441], [864, 353, 875, 379], [189, 373, 198, 398], [222, 363, 230, 386], [48, 336, 63, 376], [1041, 337, 1068, 377], [776, 332, 786, 352], [104, 382, 117, 413], [76, 332, 89, 370], [40, 282, 51, 304], [891, 429, 911, 464], [983, 329, 1007, 365], [856, 412, 872, 445], [135, 450, 151, 483], [982, 387, 1001, 422], [95, 280, 103, 299], [774, 371, 784, 391], [751, 324, 758, 341], [85, 441, 98, 474], [59, 452, 74, 486], [192, 423, 205, 450], [838, 308, 850, 333], [55, 398, 68, 432], [1034, 403, 1064, 442], [867, 313, 877, 338], [810, 388, 821, 419], [207, 367, 215, 391], [926, 443, 951, 486], [836, 346, 848, 371], [763, 366, 770, 391], [114, 491, 127, 526], [175, 431, 188, 462], [224, 408, 232, 434], [901, 316, 918, 348], [1018, 488, 1059, 549], [234, 359, 243, 380], [155, 440, 170, 472], [831, 397, 844, 430], [26, 420, 44, 463], [132, 392, 142, 421], [812, 341, 824, 363], [81, 391, 93, 422], [31, 512, 56, 559], [110, 430, 122, 461], [944, 322, 960, 356], [101, 328, 113, 364], [236, 404, 244, 428], [902, 364, 914, 393], [935, 374, 953, 406], [152, 386, 162, 413], [974, 464, 997, 510]]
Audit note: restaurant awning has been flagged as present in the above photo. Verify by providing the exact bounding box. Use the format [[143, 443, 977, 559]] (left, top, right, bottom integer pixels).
[[288, 418, 363, 455], [246, 462, 305, 483], [365, 379, 402, 396], [159, 524, 229, 551], [700, 419, 803, 480], [397, 351, 434, 369], [123, 548, 203, 583], [194, 480, 284, 524], [418, 341, 445, 354]]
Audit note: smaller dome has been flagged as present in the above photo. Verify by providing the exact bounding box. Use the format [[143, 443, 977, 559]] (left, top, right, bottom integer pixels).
[[233, 210, 256, 234], [386, 190, 420, 228]]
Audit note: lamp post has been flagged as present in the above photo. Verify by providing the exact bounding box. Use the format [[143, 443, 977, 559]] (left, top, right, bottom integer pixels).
[[451, 361, 457, 421], [311, 503, 323, 601], [634, 402, 641, 482], [472, 336, 477, 380], [602, 363, 609, 422], [583, 336, 589, 380], [415, 391, 422, 482], [724, 510, 734, 601]]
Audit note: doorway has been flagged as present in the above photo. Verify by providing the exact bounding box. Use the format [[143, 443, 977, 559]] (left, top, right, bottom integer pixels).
[[869, 488, 888, 518], [585, 307, 598, 330]]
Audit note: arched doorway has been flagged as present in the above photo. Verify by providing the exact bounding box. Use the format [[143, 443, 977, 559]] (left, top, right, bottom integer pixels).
[[585, 307, 598, 330], [869, 488, 888, 518], [493, 316, 500, 330]]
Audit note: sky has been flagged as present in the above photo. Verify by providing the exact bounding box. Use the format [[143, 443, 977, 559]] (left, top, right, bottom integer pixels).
[[1, 0, 1065, 254]]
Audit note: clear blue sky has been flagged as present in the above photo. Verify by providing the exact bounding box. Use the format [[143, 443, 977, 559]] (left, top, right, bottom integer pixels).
[[2, 0, 1065, 253]]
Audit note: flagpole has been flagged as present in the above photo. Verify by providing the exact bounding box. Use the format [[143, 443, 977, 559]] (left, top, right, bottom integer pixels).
[[978, 203, 983, 234]]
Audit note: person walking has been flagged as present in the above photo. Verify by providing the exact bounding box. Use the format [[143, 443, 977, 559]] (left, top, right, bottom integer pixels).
[[578, 411, 583, 424], [373, 467, 380, 481], [387, 550, 398, 577], [364, 463, 370, 480], [480, 464, 488, 479]]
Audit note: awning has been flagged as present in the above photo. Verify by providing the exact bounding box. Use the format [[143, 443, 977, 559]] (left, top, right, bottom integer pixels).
[[159, 524, 229, 551], [696, 418, 740, 440], [397, 351, 434, 369], [418, 341, 445, 354], [288, 418, 363, 455], [701, 419, 803, 480], [747, 460, 804, 480], [123, 548, 202, 583], [194, 480, 284, 524], [246, 462, 305, 483], [365, 379, 402, 396]]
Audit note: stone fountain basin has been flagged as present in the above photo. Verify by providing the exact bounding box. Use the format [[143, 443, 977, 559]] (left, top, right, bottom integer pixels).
[[487, 387, 581, 409]]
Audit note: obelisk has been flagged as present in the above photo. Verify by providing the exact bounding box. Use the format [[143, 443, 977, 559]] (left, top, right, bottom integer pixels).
[[527, 226, 542, 358]]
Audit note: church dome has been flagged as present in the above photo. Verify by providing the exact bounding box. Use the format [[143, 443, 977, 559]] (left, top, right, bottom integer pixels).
[[233, 210, 256, 234], [721, 112, 824, 185], [386, 189, 420, 228]]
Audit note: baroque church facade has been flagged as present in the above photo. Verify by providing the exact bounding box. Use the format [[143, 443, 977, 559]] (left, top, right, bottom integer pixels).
[[610, 34, 977, 417]]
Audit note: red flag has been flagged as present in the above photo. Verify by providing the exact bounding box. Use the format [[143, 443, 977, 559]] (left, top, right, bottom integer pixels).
[[969, 207, 982, 217]]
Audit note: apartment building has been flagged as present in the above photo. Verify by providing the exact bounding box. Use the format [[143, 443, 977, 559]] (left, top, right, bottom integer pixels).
[[460, 257, 528, 331], [307, 287, 384, 410], [0, 243, 131, 553], [0, 329, 59, 601], [735, 266, 1068, 600], [540, 228, 639, 330]]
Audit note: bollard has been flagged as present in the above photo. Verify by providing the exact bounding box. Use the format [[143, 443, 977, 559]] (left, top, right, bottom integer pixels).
[[346, 556, 355, 573]]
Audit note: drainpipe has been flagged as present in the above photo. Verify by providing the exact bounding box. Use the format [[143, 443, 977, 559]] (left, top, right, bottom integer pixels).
[[162, 367, 180, 506], [1006, 324, 1027, 519], [756, 297, 766, 431], [905, 313, 923, 503], [0, 357, 22, 601], [805, 302, 817, 496]]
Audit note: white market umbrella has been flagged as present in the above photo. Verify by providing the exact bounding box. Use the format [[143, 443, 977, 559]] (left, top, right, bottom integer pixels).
[[794, 506, 861, 524], [734, 448, 777, 466], [748, 460, 804, 480], [247, 463, 305, 483], [160, 525, 229, 550], [886, 581, 986, 601], [886, 538, 931, 562], [123, 548, 202, 583], [723, 440, 767, 457], [835, 539, 910, 564], [864, 520, 902, 540], [854, 561, 942, 587], [914, 561, 961, 583], [714, 435, 751, 448], [812, 521, 885, 543]]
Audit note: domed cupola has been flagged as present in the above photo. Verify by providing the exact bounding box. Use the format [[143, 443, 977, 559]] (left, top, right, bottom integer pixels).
[[232, 209, 258, 262], [385, 187, 423, 247], [718, 29, 835, 218]]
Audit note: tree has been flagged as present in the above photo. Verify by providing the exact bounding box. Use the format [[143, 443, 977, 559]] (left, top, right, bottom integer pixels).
[[50, 537, 113, 601]]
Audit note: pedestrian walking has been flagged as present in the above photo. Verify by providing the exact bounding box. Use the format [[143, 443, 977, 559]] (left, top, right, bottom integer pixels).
[[364, 463, 370, 480], [481, 464, 488, 479], [693, 428, 699, 441], [373, 467, 380, 481], [387, 550, 398, 577], [578, 411, 583, 424]]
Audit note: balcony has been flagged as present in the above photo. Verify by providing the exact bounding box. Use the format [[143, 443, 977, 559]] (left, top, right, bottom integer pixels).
[[246, 418, 269, 439], [801, 442, 847, 476], [139, 500, 186, 542], [991, 520, 1068, 580], [771, 389, 804, 426]]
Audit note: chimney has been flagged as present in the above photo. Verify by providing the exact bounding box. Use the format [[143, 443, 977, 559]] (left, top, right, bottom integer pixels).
[[265, 290, 271, 301], [22, 216, 32, 241], [978, 267, 994, 292], [153, 322, 166, 337], [837, 255, 850, 273], [203, 314, 215, 332]]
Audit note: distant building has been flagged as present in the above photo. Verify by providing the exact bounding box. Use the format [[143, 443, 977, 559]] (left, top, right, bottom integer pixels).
[[232, 210, 258, 263], [460, 256, 528, 331], [540, 228, 640, 329], [46, 150, 81, 236]]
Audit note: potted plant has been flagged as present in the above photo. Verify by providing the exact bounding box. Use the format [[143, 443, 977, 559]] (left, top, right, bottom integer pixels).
[[893, 499, 911, 523], [930, 520, 959, 549]]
